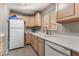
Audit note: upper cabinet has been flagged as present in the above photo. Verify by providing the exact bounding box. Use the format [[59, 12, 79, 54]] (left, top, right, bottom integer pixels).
[[57, 3, 79, 23], [10, 12, 41, 27], [23, 13, 41, 27], [23, 16, 34, 27], [28, 16, 34, 27], [34, 13, 41, 26], [57, 3, 75, 19], [75, 3, 79, 16]]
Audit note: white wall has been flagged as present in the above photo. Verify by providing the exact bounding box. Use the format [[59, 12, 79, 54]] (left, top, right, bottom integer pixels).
[[0, 4, 10, 54]]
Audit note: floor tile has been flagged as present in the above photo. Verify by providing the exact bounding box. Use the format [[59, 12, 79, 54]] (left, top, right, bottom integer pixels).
[[5, 45, 38, 56]]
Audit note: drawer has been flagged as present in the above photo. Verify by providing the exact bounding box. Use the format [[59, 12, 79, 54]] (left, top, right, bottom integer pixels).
[[45, 41, 71, 56]]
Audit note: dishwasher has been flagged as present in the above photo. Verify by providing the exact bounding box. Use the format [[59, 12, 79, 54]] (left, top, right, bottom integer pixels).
[[45, 41, 71, 56]]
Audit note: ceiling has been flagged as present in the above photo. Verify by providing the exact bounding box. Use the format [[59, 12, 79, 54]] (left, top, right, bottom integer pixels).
[[8, 3, 51, 14]]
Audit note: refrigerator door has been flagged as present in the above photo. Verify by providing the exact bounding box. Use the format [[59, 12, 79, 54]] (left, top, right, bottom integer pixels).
[[10, 20, 24, 28], [9, 28, 24, 49]]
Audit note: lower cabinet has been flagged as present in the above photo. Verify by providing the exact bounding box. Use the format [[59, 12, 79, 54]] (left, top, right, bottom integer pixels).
[[33, 36, 38, 52], [27, 33, 45, 56], [37, 38, 45, 56], [26, 33, 32, 44], [31, 35, 34, 47]]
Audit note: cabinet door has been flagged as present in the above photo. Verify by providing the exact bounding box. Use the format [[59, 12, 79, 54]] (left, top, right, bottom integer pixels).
[[23, 16, 34, 27], [26, 33, 31, 44], [57, 3, 75, 19], [28, 16, 34, 27], [34, 13, 41, 26], [75, 3, 79, 16], [50, 11, 57, 30], [43, 14, 50, 28], [33, 36, 38, 52], [37, 38, 45, 56], [31, 35, 34, 47]]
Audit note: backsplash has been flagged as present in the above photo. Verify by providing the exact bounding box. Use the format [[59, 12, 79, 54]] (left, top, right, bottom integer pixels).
[[53, 22, 79, 36]]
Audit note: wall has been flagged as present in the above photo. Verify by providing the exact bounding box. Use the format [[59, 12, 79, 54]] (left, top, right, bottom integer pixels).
[[60, 22, 79, 35], [0, 4, 10, 54]]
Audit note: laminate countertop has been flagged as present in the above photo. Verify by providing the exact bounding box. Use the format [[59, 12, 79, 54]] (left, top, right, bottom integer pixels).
[[25, 32, 79, 53], [0, 33, 4, 42]]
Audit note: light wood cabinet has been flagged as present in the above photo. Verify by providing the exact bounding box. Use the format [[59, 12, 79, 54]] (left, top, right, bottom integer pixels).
[[31, 35, 45, 56], [57, 3, 75, 19], [26, 33, 45, 56], [28, 16, 34, 27], [57, 3, 79, 23], [37, 38, 45, 56], [75, 3, 79, 16], [34, 13, 41, 26], [26, 33, 32, 44], [23, 13, 41, 27], [33, 36, 38, 52], [23, 16, 34, 27], [31, 35, 34, 47]]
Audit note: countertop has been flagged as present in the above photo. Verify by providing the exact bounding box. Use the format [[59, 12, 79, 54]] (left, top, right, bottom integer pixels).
[[0, 33, 5, 41], [25, 32, 79, 52]]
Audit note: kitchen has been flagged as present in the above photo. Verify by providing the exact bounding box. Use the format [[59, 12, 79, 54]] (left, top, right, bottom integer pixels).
[[0, 3, 79, 56]]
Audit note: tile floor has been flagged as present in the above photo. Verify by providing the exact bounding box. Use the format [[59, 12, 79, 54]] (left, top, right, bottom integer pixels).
[[5, 45, 38, 56]]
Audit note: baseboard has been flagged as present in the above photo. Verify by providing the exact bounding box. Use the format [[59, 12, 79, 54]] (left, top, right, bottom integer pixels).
[[9, 46, 24, 51]]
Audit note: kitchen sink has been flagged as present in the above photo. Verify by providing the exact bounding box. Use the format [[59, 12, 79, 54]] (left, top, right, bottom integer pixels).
[[44, 35, 53, 38]]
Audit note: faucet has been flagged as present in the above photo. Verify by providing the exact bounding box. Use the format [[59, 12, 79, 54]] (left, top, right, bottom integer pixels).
[[43, 27, 52, 35]]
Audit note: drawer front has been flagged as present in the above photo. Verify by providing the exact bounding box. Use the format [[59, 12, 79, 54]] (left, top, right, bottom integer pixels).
[[45, 41, 71, 56], [33, 37, 38, 52], [37, 39, 45, 56]]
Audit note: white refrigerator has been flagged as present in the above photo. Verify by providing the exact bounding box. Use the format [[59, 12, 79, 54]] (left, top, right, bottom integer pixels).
[[9, 20, 24, 50]]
